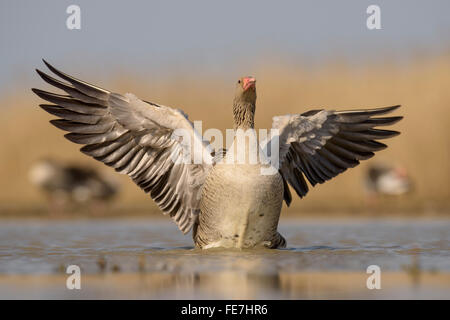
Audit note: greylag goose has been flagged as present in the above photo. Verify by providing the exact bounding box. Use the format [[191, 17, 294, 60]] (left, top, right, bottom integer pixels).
[[364, 163, 412, 197], [29, 158, 119, 205], [32, 60, 402, 249]]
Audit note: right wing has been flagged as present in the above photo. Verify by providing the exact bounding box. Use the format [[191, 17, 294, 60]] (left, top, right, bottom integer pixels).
[[32, 60, 214, 233], [270, 105, 402, 203]]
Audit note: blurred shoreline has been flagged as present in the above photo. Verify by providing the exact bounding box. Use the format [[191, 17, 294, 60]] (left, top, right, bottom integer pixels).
[[0, 207, 448, 219]]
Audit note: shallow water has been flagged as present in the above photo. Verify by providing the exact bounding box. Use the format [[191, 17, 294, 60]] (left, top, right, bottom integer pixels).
[[0, 218, 449, 274], [0, 218, 449, 298]]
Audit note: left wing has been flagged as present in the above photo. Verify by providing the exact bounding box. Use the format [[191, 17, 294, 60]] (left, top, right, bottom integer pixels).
[[32, 60, 214, 233]]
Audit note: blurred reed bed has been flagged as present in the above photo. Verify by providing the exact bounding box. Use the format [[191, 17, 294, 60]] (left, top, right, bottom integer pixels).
[[0, 55, 449, 216]]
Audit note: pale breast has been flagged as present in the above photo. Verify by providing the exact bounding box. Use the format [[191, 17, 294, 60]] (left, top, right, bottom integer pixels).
[[195, 163, 284, 249]]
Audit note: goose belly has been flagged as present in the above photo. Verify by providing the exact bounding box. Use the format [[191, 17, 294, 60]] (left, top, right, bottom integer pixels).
[[197, 164, 284, 249]]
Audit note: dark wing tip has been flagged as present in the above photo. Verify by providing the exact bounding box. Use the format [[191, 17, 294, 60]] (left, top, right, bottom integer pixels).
[[42, 59, 52, 69], [40, 58, 110, 99], [31, 88, 62, 101], [380, 104, 401, 113], [35, 68, 48, 79], [49, 119, 70, 131], [379, 104, 401, 112], [42, 59, 67, 79], [35, 68, 55, 85], [31, 88, 43, 96], [385, 105, 401, 114], [389, 129, 401, 137], [388, 115, 403, 122], [338, 104, 402, 117]]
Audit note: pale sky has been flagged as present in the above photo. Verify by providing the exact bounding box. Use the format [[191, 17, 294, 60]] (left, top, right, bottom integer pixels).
[[1, 0, 449, 94]]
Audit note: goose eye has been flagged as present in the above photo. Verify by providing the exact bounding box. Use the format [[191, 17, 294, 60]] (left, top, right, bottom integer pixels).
[[238, 80, 241, 84]]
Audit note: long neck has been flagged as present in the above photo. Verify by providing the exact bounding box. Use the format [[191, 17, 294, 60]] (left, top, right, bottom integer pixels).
[[233, 99, 255, 130]]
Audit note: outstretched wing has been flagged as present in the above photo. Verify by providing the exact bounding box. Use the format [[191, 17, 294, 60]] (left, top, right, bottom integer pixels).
[[271, 105, 402, 202], [32, 60, 214, 233]]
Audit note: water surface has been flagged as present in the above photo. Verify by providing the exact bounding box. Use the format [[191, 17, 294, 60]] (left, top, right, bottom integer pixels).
[[0, 218, 449, 299]]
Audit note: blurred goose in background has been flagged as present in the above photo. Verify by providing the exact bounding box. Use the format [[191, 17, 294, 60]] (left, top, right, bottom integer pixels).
[[364, 163, 412, 197], [29, 158, 119, 209], [33, 60, 402, 249]]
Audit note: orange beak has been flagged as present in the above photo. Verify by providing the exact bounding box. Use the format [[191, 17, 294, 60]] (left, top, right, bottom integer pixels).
[[243, 77, 256, 91]]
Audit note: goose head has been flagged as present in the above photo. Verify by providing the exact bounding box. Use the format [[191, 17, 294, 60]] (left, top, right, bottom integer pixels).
[[233, 76, 257, 129]]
